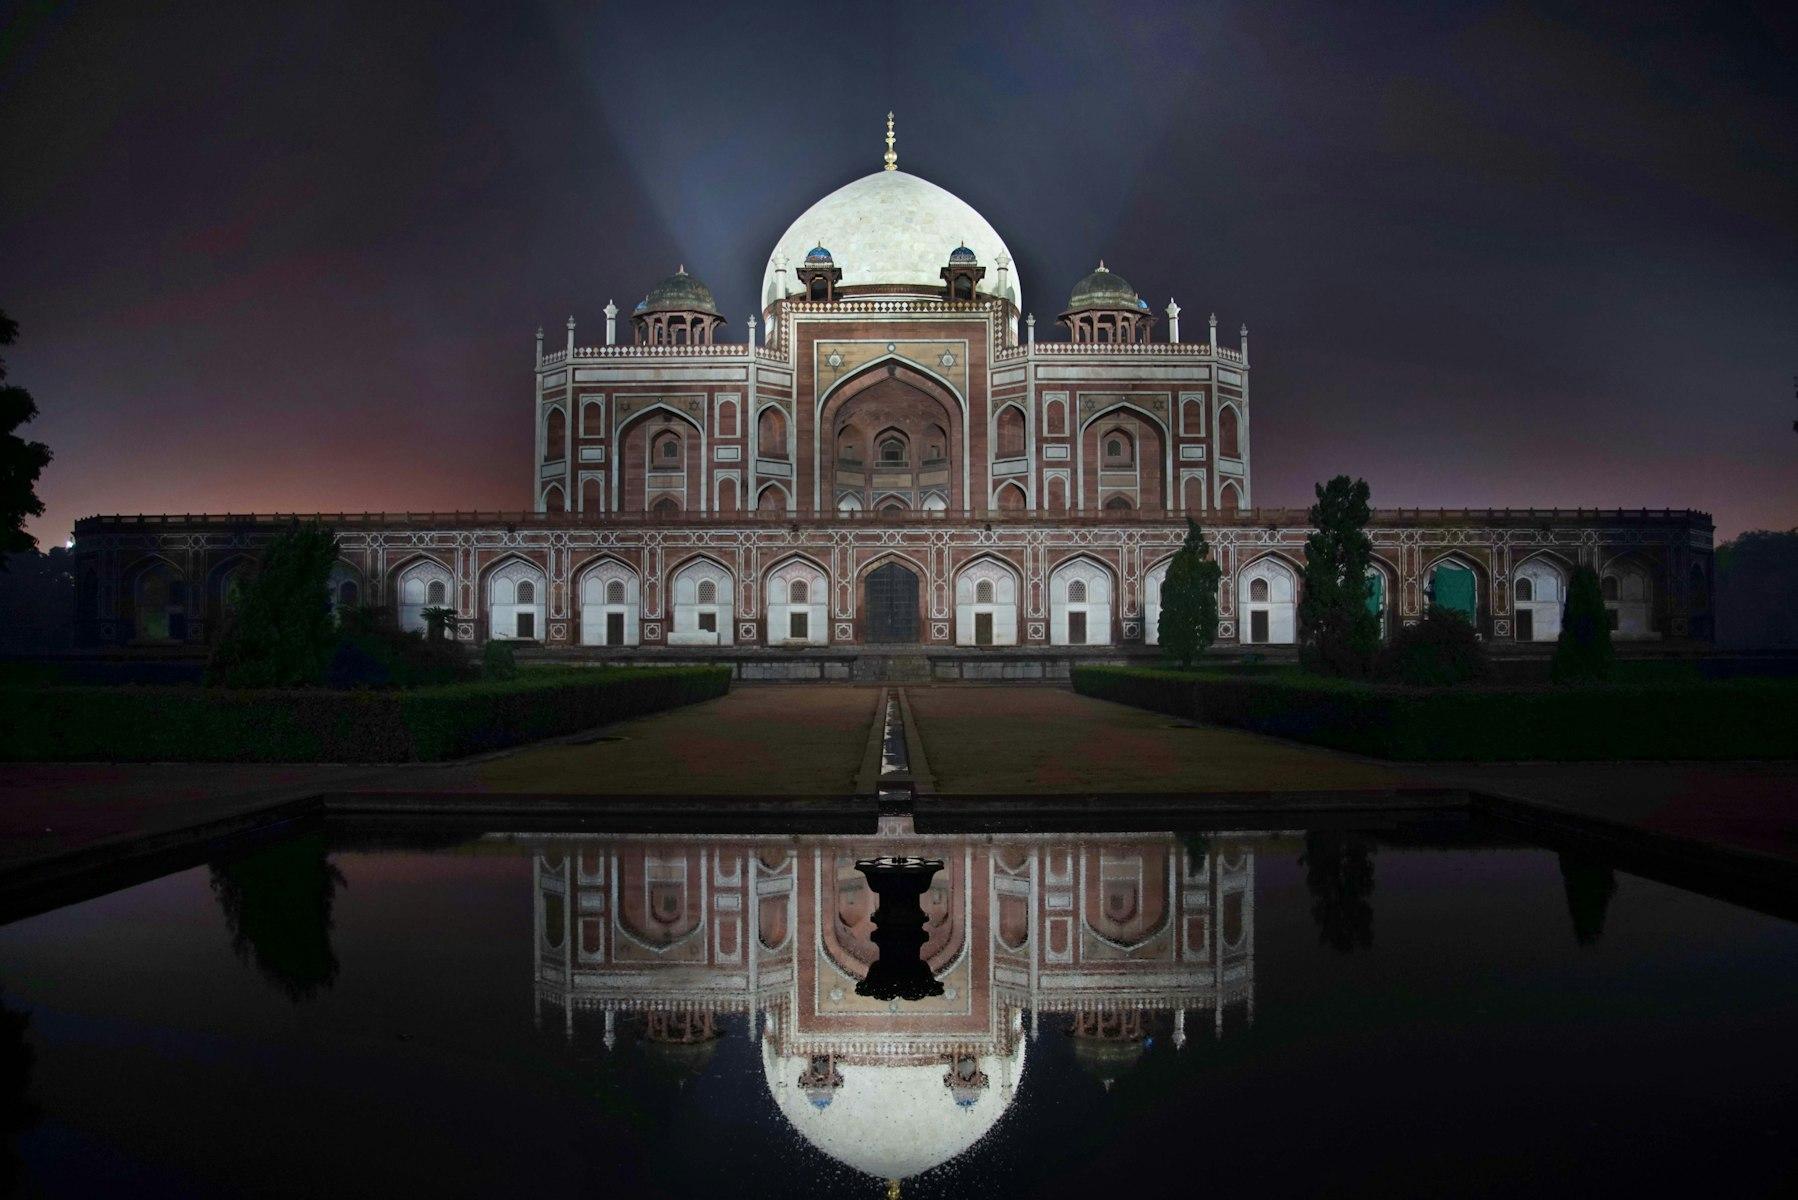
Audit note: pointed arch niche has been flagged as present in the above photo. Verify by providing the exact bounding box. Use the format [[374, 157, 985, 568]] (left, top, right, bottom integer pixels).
[[818, 360, 965, 514], [578, 558, 639, 646], [1080, 405, 1166, 512], [954, 556, 1021, 646]]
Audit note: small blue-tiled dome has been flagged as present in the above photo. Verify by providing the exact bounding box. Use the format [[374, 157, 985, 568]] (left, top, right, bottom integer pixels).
[[804, 245, 833, 263], [948, 244, 978, 264]]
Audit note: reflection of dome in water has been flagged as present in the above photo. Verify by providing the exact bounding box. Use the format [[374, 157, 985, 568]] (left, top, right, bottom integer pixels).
[[763, 1037, 1025, 1182]]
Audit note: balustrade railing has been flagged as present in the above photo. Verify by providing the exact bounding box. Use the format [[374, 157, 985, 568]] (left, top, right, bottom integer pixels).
[[75, 505, 1712, 532]]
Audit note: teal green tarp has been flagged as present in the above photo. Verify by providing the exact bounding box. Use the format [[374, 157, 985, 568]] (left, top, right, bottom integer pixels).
[[1365, 571, 1384, 616], [1430, 565, 1476, 620]]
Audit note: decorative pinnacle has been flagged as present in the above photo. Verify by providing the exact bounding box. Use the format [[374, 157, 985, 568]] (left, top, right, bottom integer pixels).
[[883, 112, 897, 171]]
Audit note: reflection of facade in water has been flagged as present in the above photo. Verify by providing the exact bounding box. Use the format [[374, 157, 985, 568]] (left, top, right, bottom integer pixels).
[[531, 833, 1254, 1184]]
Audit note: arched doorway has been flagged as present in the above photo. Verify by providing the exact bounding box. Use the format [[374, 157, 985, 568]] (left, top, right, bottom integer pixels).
[[863, 562, 920, 643]]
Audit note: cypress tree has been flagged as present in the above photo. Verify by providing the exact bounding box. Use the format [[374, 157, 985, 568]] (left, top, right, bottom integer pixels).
[[1158, 518, 1221, 668], [1298, 475, 1381, 676], [207, 521, 340, 687], [1552, 563, 1614, 682]]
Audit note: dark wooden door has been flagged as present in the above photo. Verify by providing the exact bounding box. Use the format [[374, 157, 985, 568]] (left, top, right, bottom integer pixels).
[[606, 612, 625, 644], [864, 563, 920, 643], [975, 612, 994, 646]]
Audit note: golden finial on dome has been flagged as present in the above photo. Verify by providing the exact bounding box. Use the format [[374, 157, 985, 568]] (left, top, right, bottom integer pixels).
[[885, 1181, 901, 1200], [884, 112, 897, 171]]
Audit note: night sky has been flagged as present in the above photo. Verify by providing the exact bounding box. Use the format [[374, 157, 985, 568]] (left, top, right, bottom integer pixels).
[[2, 0, 1794, 544]]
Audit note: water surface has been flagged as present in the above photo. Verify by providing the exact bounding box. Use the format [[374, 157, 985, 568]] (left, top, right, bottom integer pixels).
[[2, 822, 1793, 1197]]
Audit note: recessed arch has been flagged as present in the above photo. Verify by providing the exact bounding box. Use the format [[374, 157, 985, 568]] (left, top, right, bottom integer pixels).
[[1599, 554, 1655, 639], [954, 554, 1022, 646], [615, 402, 706, 513], [755, 481, 791, 513], [123, 555, 189, 643], [816, 358, 967, 512], [544, 405, 567, 461], [668, 554, 735, 645], [1511, 553, 1567, 643], [765, 553, 829, 645], [993, 402, 1027, 460], [756, 404, 789, 458], [576, 555, 639, 647], [1216, 402, 1242, 459], [1423, 552, 1485, 627], [857, 552, 926, 643], [482, 553, 548, 642], [1049, 554, 1116, 646], [1238, 553, 1300, 645], [1079, 400, 1169, 512], [391, 553, 455, 634]]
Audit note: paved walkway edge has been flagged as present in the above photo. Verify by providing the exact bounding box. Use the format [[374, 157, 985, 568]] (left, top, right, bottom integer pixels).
[[1472, 789, 1798, 919], [6, 785, 1797, 925]]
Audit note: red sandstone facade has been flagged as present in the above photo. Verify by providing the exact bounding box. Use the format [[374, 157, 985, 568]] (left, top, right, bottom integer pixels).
[[70, 147, 1714, 653]]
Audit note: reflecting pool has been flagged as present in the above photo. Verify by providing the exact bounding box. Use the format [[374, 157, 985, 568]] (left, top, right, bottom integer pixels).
[[2, 822, 1795, 1197]]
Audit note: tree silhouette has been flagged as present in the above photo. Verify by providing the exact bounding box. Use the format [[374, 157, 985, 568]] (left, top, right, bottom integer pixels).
[[1552, 563, 1614, 683], [0, 990, 37, 1196], [1298, 475, 1380, 677], [206, 521, 340, 687], [1158, 518, 1221, 667], [1302, 830, 1376, 951], [0, 309, 54, 564], [209, 833, 346, 1001], [1558, 852, 1618, 945]]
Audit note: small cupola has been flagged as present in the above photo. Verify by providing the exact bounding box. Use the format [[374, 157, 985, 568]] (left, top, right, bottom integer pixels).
[[1059, 261, 1155, 344], [941, 244, 985, 302], [795, 244, 842, 302], [631, 266, 726, 346]]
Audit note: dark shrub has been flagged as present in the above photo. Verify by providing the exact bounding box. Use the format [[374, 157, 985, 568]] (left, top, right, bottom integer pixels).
[[1377, 605, 1489, 686], [1552, 564, 1613, 683], [1070, 665, 1798, 761], [207, 522, 339, 688], [0, 666, 730, 762], [482, 638, 518, 680], [325, 606, 468, 689]]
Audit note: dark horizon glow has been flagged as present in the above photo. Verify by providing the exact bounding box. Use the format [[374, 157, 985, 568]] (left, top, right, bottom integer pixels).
[[2, 0, 1794, 544]]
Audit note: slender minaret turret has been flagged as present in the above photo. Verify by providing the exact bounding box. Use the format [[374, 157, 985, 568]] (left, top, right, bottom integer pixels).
[[604, 300, 618, 346], [1166, 299, 1181, 343]]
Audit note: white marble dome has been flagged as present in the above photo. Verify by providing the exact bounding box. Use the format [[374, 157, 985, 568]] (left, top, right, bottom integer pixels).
[[763, 1038, 1026, 1183], [762, 170, 1021, 313]]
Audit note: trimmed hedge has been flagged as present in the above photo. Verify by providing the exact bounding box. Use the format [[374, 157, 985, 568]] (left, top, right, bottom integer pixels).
[[0, 666, 730, 763], [1072, 665, 1798, 761]]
